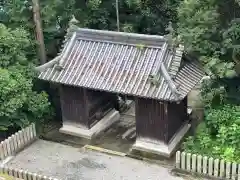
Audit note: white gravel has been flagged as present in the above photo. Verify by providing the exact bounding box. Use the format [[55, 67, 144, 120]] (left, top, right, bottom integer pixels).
[[7, 140, 183, 180]]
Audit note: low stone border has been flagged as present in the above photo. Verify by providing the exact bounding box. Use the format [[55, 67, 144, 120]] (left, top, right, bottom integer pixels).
[[176, 151, 240, 180], [0, 124, 37, 161]]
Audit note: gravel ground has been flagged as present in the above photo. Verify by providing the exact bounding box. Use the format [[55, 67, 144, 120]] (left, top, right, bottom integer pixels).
[[7, 140, 183, 180]]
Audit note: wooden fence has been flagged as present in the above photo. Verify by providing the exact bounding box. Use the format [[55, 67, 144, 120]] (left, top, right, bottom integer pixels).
[[0, 124, 37, 161], [0, 165, 58, 180], [0, 123, 61, 180], [176, 151, 240, 180]]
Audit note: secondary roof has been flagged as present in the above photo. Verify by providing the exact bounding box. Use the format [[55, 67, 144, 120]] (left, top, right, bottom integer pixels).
[[37, 27, 204, 101]]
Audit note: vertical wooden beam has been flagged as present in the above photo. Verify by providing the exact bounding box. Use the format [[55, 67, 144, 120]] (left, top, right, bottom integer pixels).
[[186, 153, 191, 171], [32, 0, 47, 64], [183, 96, 188, 121], [191, 154, 197, 172], [163, 102, 168, 143], [83, 89, 90, 129], [181, 152, 186, 170], [202, 156, 208, 175], [208, 157, 214, 176], [176, 151, 181, 168], [135, 97, 140, 138]]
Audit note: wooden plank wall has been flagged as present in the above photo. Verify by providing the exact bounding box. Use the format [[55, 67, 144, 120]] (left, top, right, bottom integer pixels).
[[60, 85, 117, 128], [167, 97, 188, 142], [60, 85, 88, 128], [135, 98, 168, 142]]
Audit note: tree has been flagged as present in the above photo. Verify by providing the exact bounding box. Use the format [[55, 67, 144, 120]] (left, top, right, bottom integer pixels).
[[0, 24, 52, 131], [183, 104, 240, 163], [1, 0, 180, 60], [32, 0, 47, 64], [0, 0, 75, 59], [177, 0, 240, 106], [177, 0, 240, 79], [75, 0, 179, 34], [177, 0, 240, 161]]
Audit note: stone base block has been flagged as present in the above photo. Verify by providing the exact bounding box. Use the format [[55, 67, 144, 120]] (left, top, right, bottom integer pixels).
[[59, 109, 120, 139], [131, 123, 191, 158]]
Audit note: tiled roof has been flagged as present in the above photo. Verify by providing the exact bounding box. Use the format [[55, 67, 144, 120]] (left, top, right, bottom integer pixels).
[[38, 28, 204, 101], [174, 59, 204, 97]]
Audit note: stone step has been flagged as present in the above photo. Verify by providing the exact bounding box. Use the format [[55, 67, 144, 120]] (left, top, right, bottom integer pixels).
[[122, 127, 136, 140]]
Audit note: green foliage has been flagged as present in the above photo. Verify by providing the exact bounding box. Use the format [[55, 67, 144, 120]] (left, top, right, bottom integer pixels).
[[200, 79, 226, 107], [184, 105, 240, 163], [0, 24, 35, 67], [177, 0, 240, 79], [178, 0, 240, 162], [0, 23, 52, 131], [1, 0, 180, 58], [0, 68, 51, 130]]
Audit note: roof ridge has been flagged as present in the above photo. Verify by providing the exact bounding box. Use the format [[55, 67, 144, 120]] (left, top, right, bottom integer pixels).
[[159, 45, 182, 99], [56, 23, 79, 57], [160, 62, 181, 99], [62, 24, 167, 47], [74, 28, 166, 41], [35, 56, 60, 72], [168, 45, 184, 78], [58, 32, 77, 67]]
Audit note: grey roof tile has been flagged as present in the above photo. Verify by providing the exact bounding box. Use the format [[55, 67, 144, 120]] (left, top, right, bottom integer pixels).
[[174, 60, 205, 98], [38, 28, 204, 101]]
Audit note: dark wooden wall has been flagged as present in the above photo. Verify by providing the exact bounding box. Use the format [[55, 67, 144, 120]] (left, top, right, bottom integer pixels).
[[135, 98, 168, 142], [167, 97, 188, 142], [60, 85, 88, 128], [60, 85, 116, 129], [135, 97, 188, 144]]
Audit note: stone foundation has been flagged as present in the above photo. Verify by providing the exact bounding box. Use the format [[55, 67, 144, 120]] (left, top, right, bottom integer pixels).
[[131, 123, 191, 158], [59, 109, 120, 139]]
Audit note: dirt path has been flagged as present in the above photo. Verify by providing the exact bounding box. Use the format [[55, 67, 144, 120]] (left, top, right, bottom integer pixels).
[[7, 140, 183, 180]]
